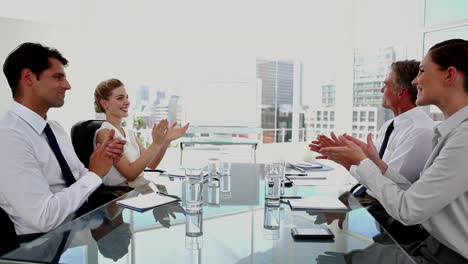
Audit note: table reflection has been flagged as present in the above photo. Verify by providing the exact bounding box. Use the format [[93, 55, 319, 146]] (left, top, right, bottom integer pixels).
[[1, 163, 416, 264]]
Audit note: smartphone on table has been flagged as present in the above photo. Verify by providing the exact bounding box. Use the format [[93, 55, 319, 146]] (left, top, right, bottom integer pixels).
[[291, 227, 335, 239]]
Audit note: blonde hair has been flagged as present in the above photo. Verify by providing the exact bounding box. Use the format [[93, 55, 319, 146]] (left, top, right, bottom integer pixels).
[[94, 78, 124, 113]]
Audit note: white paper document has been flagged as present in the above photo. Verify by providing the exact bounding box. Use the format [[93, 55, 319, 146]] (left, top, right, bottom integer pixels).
[[288, 196, 348, 211], [117, 193, 180, 212]]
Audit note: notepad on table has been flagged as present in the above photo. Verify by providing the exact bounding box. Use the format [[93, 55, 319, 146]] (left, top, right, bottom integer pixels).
[[117, 193, 180, 212], [289, 161, 323, 169], [287, 161, 334, 172], [288, 196, 348, 211]]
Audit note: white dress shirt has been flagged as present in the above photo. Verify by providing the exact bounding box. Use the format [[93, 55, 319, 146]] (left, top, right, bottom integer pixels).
[[93, 121, 143, 186], [355, 105, 468, 259], [350, 107, 436, 188], [0, 102, 102, 235]]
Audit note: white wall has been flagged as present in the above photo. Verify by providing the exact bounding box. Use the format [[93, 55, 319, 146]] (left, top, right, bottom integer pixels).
[[0, 17, 59, 114], [1, 0, 356, 133]]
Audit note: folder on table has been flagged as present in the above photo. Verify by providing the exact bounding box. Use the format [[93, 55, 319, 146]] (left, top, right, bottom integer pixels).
[[117, 192, 180, 212], [288, 196, 348, 211]]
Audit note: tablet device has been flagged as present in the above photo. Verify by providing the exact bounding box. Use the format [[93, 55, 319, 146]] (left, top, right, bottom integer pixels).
[[291, 228, 334, 239]]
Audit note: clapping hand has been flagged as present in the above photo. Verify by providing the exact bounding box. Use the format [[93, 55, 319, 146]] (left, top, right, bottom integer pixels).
[[91, 129, 126, 177], [319, 135, 367, 166], [309, 132, 352, 169], [152, 119, 169, 144], [343, 134, 380, 164], [165, 122, 189, 141]]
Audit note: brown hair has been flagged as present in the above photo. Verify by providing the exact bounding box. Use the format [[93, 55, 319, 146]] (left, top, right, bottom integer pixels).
[[3, 42, 68, 97], [429, 39, 468, 92], [391, 60, 420, 104], [94, 78, 124, 113]]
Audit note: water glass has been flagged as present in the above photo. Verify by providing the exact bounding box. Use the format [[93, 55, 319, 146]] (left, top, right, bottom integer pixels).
[[184, 168, 204, 211], [208, 158, 221, 178], [272, 162, 286, 195], [265, 164, 281, 205], [219, 161, 231, 176], [207, 181, 220, 206], [263, 204, 281, 240], [185, 210, 203, 249], [220, 174, 231, 198], [185, 167, 205, 182]]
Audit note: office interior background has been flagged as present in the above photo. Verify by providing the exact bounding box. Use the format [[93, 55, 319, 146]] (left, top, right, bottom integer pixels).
[[1, 0, 467, 166]]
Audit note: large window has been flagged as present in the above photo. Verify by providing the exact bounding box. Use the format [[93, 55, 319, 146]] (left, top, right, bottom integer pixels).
[[1, 0, 465, 146], [349, 0, 420, 139], [423, 0, 468, 120], [425, 0, 468, 27]]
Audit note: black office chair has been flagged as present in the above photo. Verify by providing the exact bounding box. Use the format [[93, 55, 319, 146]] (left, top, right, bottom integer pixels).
[[70, 120, 133, 209], [71, 119, 160, 173], [71, 120, 105, 169], [0, 207, 19, 255]]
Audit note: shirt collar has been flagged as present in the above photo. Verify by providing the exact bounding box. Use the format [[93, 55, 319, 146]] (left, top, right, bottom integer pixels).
[[435, 105, 468, 138], [393, 107, 424, 128], [10, 101, 48, 135]]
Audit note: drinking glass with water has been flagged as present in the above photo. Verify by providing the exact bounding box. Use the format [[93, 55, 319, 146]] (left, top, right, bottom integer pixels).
[[184, 167, 204, 211]]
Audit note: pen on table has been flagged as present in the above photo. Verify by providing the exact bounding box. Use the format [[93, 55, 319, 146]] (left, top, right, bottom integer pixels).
[[286, 173, 308, 176], [287, 176, 326, 180], [280, 196, 302, 199], [156, 192, 181, 200], [144, 169, 166, 173]]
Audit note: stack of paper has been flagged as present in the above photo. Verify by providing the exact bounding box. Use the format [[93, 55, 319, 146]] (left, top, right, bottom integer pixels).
[[117, 193, 180, 212], [288, 196, 348, 211]]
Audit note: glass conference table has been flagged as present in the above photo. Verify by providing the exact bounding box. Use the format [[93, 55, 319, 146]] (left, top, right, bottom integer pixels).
[[1, 164, 415, 263]]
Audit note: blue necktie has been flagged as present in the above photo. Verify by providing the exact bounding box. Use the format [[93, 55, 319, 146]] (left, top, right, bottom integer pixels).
[[378, 121, 394, 159], [44, 124, 76, 187], [353, 121, 394, 197], [44, 123, 89, 215]]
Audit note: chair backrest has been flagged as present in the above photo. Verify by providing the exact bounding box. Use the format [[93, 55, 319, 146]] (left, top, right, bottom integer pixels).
[[71, 120, 104, 168], [0, 207, 19, 253]]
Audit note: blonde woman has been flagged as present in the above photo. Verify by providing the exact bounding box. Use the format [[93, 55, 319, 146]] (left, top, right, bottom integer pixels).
[[94, 78, 189, 186]]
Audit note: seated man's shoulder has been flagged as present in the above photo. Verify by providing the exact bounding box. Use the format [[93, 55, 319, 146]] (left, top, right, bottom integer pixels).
[[405, 114, 436, 132], [0, 111, 28, 134], [412, 109, 437, 128]]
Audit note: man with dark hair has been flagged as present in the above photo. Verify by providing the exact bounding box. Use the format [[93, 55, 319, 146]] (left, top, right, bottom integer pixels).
[[0, 42, 126, 235], [3, 42, 68, 97], [310, 60, 436, 243]]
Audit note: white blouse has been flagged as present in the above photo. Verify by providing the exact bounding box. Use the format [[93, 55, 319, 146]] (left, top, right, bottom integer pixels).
[[94, 122, 144, 186], [355, 106, 468, 259]]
